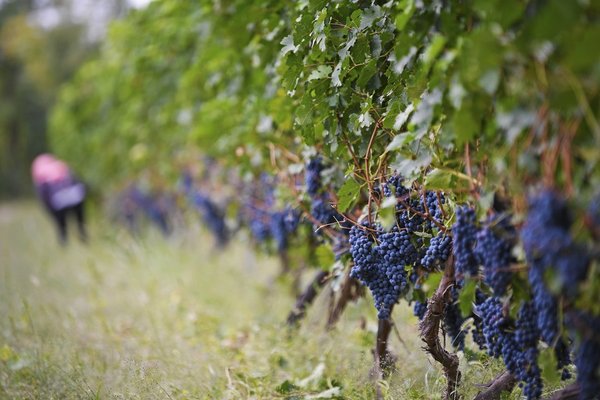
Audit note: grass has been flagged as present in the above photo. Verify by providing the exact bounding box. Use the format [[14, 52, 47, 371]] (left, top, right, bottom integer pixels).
[[0, 202, 569, 399]]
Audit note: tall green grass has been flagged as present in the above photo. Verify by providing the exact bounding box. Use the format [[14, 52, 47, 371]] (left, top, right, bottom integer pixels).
[[0, 202, 561, 399]]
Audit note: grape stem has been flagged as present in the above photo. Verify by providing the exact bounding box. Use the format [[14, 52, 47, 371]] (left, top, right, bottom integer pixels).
[[326, 268, 363, 329], [473, 371, 517, 400], [542, 383, 580, 400], [397, 196, 448, 233], [364, 119, 383, 225], [286, 270, 329, 326]]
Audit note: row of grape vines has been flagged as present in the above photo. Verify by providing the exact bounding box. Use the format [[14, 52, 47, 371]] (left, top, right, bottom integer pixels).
[[49, 1, 600, 399]]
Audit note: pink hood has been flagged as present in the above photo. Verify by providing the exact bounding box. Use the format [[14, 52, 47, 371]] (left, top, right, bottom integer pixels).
[[31, 154, 70, 184]]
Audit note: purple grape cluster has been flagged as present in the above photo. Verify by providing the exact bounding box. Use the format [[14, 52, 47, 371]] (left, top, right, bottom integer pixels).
[[383, 174, 408, 198], [185, 186, 228, 246], [521, 191, 594, 376], [244, 204, 302, 252], [528, 268, 560, 344], [311, 197, 343, 227], [472, 314, 486, 351], [568, 311, 600, 400], [514, 302, 542, 400], [421, 233, 452, 270], [425, 190, 445, 221], [476, 297, 506, 358], [471, 290, 488, 351], [244, 204, 271, 243], [522, 190, 589, 298], [349, 224, 413, 320], [384, 174, 442, 233], [477, 297, 544, 399], [125, 185, 172, 236], [452, 206, 479, 280], [270, 207, 302, 252], [305, 156, 346, 232], [574, 338, 600, 400], [239, 174, 303, 252], [350, 175, 453, 320], [443, 288, 466, 350], [476, 214, 515, 296], [305, 156, 324, 197], [283, 207, 301, 233], [413, 300, 427, 320], [270, 211, 288, 252]]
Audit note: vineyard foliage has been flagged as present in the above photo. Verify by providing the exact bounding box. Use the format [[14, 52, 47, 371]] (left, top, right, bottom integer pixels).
[[50, 0, 600, 398]]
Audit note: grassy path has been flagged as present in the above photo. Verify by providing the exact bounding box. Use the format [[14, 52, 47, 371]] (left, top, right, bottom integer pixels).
[[0, 202, 516, 399]]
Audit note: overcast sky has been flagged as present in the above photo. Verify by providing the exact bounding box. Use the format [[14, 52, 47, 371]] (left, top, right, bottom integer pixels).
[[128, 0, 152, 9], [27, 0, 154, 40]]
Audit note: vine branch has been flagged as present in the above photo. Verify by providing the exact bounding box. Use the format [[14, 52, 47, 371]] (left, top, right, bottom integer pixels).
[[419, 256, 461, 400], [473, 371, 517, 400], [286, 270, 329, 326]]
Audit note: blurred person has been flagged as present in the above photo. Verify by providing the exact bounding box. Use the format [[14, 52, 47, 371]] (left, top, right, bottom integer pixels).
[[31, 154, 87, 244]]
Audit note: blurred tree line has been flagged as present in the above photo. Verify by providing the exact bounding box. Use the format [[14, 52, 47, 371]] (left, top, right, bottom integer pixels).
[[0, 0, 127, 198]]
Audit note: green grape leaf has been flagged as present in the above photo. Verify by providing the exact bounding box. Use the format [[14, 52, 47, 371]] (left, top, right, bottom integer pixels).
[[307, 65, 333, 81], [423, 273, 442, 297], [336, 177, 361, 212], [379, 196, 398, 230], [453, 101, 479, 146], [316, 244, 335, 271], [386, 132, 414, 152], [423, 34, 447, 70], [459, 280, 477, 318], [356, 59, 377, 88], [539, 347, 561, 386], [424, 168, 454, 190], [280, 35, 299, 55], [394, 0, 415, 31]]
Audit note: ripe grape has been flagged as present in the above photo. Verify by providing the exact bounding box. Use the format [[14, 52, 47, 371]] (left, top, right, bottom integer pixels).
[[476, 296, 505, 358], [306, 156, 323, 197], [270, 211, 287, 252], [477, 297, 544, 399], [522, 191, 589, 298], [349, 224, 411, 320], [476, 214, 515, 296], [452, 206, 479, 280], [421, 233, 452, 270], [521, 191, 591, 376], [383, 173, 407, 198], [565, 310, 600, 399], [413, 300, 427, 320], [515, 301, 542, 400], [311, 196, 341, 227], [189, 191, 228, 246], [443, 288, 465, 350]]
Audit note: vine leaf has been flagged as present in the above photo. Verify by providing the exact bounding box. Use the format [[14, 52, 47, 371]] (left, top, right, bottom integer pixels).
[[423, 34, 447, 71], [336, 177, 361, 212], [356, 59, 377, 88], [390, 151, 432, 180], [423, 273, 442, 297], [458, 280, 476, 318], [379, 197, 397, 230], [316, 244, 335, 271], [385, 131, 413, 152], [394, 0, 415, 31], [308, 65, 333, 81], [424, 168, 454, 190], [539, 348, 561, 386], [281, 34, 299, 55]]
